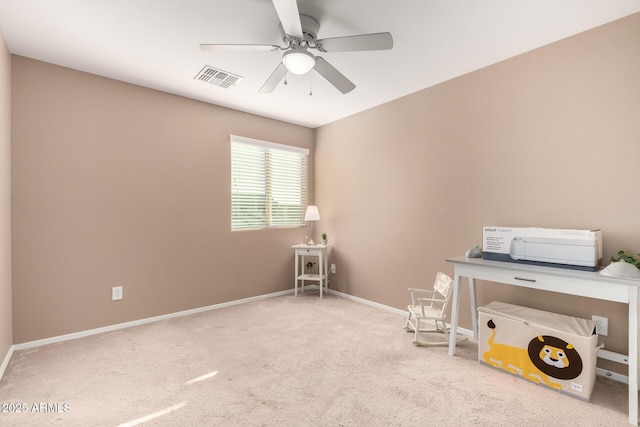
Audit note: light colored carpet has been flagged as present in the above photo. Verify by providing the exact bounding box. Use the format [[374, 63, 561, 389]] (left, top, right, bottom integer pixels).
[[0, 292, 632, 426]]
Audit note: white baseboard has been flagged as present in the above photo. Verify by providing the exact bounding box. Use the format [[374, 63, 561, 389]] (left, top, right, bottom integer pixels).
[[329, 288, 407, 316], [0, 344, 15, 381], [329, 288, 475, 337], [8, 285, 470, 354], [13, 288, 293, 351]]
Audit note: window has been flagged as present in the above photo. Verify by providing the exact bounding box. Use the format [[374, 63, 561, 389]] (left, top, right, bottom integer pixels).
[[231, 135, 309, 230]]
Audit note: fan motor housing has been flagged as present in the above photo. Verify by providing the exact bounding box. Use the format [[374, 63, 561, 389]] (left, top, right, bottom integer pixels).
[[281, 14, 319, 47]]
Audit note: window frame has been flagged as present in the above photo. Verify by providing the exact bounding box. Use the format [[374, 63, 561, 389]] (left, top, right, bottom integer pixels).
[[230, 135, 309, 231]]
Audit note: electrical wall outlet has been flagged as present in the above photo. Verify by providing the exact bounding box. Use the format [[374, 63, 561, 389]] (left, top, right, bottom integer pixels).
[[330, 264, 336, 274], [112, 286, 123, 301], [592, 315, 608, 336]]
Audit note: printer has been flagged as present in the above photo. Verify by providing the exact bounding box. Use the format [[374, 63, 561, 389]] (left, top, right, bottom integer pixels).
[[509, 236, 598, 267], [483, 227, 602, 270]]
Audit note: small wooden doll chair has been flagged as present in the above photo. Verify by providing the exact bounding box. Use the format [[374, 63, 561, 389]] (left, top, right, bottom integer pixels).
[[405, 272, 466, 347]]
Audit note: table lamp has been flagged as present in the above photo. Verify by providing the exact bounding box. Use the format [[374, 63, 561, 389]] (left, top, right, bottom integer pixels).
[[304, 205, 320, 245]]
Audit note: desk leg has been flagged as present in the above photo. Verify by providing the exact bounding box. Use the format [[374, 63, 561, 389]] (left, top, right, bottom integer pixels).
[[448, 274, 461, 356], [628, 286, 638, 426], [469, 278, 478, 342]]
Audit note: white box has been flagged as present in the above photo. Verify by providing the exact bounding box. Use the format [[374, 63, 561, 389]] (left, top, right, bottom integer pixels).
[[478, 301, 600, 401], [482, 226, 602, 271]]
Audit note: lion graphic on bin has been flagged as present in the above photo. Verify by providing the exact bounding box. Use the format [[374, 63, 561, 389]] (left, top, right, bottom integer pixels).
[[483, 319, 583, 389]]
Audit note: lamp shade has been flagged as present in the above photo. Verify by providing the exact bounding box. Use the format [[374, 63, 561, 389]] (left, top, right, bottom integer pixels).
[[282, 48, 316, 75], [304, 205, 320, 221]]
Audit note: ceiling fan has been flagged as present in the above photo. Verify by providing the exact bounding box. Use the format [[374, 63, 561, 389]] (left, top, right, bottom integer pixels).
[[200, 0, 393, 94]]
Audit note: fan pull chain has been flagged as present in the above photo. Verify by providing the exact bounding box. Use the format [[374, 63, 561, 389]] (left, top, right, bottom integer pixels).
[[309, 74, 313, 96], [284, 70, 288, 86]]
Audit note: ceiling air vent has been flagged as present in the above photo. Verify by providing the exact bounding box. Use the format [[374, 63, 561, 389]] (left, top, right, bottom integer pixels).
[[194, 65, 243, 89]]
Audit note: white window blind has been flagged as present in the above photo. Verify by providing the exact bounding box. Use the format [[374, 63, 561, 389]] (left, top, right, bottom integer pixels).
[[231, 135, 309, 230]]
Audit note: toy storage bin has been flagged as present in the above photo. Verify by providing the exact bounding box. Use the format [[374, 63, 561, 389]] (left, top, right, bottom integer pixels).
[[478, 301, 600, 401]]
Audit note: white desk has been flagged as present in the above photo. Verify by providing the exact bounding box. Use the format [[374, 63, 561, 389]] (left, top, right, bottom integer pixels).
[[446, 256, 639, 425], [292, 244, 329, 298]]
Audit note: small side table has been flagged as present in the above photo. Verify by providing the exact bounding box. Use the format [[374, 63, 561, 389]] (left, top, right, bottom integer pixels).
[[292, 244, 329, 298]]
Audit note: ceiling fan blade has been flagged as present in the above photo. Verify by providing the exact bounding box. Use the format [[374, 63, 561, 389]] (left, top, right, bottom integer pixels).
[[272, 0, 303, 39], [259, 62, 287, 93], [200, 44, 281, 52], [317, 32, 393, 52], [313, 57, 355, 94]]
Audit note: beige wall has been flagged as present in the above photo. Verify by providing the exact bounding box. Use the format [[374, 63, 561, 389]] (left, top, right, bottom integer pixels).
[[315, 13, 640, 371], [11, 57, 314, 343], [0, 32, 12, 360]]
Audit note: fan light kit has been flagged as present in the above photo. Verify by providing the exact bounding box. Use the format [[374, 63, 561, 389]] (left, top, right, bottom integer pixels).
[[200, 0, 393, 94], [282, 48, 315, 75]]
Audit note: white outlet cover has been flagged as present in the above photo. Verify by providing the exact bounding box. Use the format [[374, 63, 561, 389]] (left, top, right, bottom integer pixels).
[[592, 315, 608, 336]]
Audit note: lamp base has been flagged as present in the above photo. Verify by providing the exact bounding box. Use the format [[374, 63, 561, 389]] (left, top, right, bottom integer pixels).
[[307, 239, 315, 245]]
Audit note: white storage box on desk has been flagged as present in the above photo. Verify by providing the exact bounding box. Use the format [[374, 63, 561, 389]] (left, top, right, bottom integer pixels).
[[478, 301, 601, 401]]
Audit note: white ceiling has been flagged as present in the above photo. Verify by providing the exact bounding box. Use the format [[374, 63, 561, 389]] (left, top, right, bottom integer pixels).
[[1, 0, 639, 128]]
